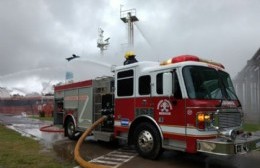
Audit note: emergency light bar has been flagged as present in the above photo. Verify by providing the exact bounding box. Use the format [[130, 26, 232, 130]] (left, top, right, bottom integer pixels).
[[160, 55, 225, 69]]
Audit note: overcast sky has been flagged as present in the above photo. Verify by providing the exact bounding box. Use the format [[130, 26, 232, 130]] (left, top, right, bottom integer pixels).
[[0, 0, 260, 94]]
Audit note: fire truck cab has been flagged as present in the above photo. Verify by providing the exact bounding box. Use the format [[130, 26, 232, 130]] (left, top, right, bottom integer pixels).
[[54, 55, 260, 159]]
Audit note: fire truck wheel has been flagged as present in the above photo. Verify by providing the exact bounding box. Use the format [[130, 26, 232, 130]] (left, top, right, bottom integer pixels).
[[66, 118, 78, 140], [134, 122, 162, 159]]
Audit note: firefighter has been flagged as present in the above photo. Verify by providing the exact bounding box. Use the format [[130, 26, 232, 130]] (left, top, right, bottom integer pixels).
[[124, 51, 138, 65]]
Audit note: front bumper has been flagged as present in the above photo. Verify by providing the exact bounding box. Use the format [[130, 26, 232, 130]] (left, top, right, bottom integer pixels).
[[197, 133, 260, 155]]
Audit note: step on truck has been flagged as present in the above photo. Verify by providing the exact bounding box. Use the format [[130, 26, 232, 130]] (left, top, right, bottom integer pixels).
[[53, 55, 260, 159]]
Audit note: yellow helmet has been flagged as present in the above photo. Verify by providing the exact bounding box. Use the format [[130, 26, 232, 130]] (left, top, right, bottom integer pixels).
[[125, 51, 135, 59]]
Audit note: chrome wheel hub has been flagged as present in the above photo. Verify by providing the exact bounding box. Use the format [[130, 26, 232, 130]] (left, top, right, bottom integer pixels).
[[68, 123, 74, 135], [138, 130, 154, 152]]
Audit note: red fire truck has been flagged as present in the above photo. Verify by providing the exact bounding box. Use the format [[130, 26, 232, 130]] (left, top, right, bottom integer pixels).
[[53, 55, 260, 159]]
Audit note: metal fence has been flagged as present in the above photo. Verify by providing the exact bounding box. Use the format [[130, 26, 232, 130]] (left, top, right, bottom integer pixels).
[[233, 48, 260, 123]]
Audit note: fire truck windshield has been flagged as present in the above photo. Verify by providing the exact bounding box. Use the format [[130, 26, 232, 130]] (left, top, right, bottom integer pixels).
[[183, 66, 237, 100]]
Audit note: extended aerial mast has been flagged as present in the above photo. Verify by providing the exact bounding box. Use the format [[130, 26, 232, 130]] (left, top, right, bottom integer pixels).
[[120, 6, 139, 49]]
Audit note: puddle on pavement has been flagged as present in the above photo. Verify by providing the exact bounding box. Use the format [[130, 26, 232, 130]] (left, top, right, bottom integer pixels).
[[5, 115, 66, 152], [52, 137, 113, 162], [7, 123, 65, 142], [10, 123, 76, 162], [2, 114, 79, 164], [53, 140, 76, 161], [7, 124, 41, 141]]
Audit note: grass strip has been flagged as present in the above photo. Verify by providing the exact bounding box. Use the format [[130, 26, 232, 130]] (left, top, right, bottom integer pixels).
[[0, 124, 75, 168], [243, 123, 260, 132], [30, 115, 54, 121]]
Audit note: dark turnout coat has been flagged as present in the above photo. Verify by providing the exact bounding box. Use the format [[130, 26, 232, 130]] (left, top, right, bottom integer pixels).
[[124, 56, 138, 65]]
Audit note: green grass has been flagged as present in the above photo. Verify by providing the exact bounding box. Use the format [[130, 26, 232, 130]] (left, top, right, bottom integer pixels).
[[30, 115, 54, 122], [243, 123, 260, 132], [0, 124, 76, 168]]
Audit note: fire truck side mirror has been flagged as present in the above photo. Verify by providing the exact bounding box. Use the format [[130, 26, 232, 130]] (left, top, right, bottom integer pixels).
[[163, 72, 173, 96]]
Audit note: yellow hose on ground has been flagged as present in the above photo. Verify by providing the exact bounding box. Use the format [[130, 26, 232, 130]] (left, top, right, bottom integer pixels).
[[74, 115, 110, 168]]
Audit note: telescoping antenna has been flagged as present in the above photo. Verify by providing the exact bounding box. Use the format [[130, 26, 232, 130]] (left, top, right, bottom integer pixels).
[[97, 28, 110, 55]]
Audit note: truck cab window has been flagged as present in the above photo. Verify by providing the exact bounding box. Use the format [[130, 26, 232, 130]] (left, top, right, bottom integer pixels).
[[139, 75, 151, 95], [173, 71, 182, 99], [182, 66, 237, 100], [117, 70, 134, 96], [156, 73, 163, 94], [156, 71, 182, 98]]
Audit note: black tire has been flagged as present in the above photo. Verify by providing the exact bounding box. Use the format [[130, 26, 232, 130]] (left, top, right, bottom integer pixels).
[[66, 118, 78, 140], [134, 122, 162, 159]]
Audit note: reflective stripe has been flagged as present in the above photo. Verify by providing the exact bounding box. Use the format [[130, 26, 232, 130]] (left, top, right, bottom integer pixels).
[[161, 125, 185, 134], [114, 121, 121, 126], [161, 125, 217, 136], [115, 121, 217, 137], [114, 120, 131, 127]]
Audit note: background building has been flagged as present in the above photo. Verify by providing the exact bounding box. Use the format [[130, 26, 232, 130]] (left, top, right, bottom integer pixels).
[[233, 48, 260, 123], [0, 87, 11, 98]]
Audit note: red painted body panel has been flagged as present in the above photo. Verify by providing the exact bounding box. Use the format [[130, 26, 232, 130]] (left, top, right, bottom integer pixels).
[[54, 80, 92, 92], [185, 99, 219, 128], [114, 95, 239, 153], [115, 97, 186, 125], [153, 97, 186, 126], [114, 98, 135, 121], [114, 96, 187, 146], [163, 131, 186, 141]]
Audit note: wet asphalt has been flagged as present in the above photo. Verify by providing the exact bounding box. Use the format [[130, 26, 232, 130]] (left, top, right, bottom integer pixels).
[[0, 113, 260, 168]]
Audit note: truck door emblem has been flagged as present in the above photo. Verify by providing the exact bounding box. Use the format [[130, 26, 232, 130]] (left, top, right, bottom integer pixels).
[[157, 99, 172, 115], [187, 109, 193, 115]]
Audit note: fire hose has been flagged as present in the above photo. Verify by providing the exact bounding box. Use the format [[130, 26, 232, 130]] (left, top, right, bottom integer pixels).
[[40, 125, 64, 133], [74, 115, 110, 168]]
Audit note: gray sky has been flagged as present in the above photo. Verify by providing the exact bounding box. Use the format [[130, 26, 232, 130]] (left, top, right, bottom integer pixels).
[[0, 0, 260, 94]]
